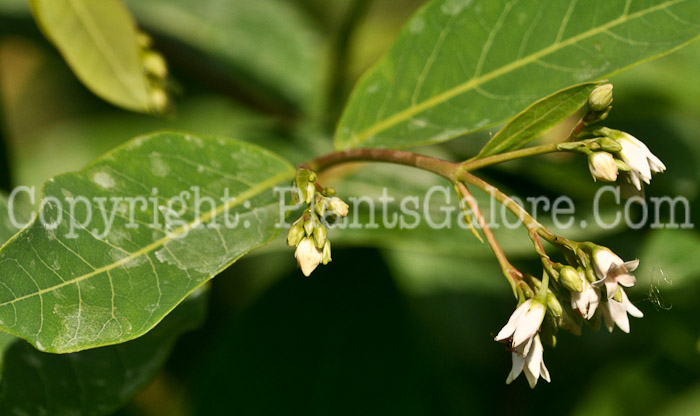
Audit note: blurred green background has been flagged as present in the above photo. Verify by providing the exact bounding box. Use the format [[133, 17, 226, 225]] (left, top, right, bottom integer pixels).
[[1, 0, 700, 414]]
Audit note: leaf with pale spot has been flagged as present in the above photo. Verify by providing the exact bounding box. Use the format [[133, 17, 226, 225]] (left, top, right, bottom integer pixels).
[[0, 131, 294, 353]]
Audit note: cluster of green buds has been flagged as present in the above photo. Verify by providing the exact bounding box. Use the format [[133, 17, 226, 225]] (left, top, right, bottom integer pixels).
[[137, 31, 169, 113], [287, 169, 349, 277]]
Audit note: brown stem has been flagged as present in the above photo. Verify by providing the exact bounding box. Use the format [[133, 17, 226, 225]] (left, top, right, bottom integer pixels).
[[303, 148, 459, 180], [455, 182, 521, 298]]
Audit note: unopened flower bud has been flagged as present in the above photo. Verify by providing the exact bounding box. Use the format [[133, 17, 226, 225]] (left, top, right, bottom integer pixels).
[[295, 237, 322, 277], [150, 88, 168, 113], [303, 216, 315, 236], [588, 152, 619, 182], [327, 196, 349, 217], [314, 195, 326, 217], [143, 51, 168, 79], [588, 83, 613, 112], [322, 240, 332, 265], [546, 293, 563, 318], [295, 170, 314, 203], [305, 183, 316, 204], [286, 220, 304, 247], [136, 31, 153, 49], [560, 266, 583, 292], [313, 224, 327, 249], [598, 137, 622, 153], [518, 282, 535, 299]]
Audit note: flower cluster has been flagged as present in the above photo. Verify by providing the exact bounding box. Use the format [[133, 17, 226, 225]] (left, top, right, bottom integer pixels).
[[495, 242, 645, 388], [493, 85, 661, 387], [287, 169, 349, 277], [586, 129, 666, 195]]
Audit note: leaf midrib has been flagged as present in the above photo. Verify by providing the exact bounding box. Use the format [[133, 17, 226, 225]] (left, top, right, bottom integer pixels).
[[0, 169, 294, 308], [348, 0, 684, 146], [65, 0, 144, 104]]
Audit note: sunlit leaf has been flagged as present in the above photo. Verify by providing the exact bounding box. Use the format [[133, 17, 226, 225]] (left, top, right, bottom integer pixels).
[[476, 82, 600, 157], [0, 131, 294, 353], [29, 0, 157, 112], [336, 0, 700, 150]]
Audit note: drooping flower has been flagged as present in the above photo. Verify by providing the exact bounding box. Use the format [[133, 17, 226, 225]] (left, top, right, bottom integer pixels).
[[295, 237, 322, 277], [494, 299, 546, 351], [588, 152, 619, 182], [571, 270, 601, 320], [601, 288, 644, 333], [591, 247, 638, 298], [506, 334, 551, 388], [615, 132, 666, 191]]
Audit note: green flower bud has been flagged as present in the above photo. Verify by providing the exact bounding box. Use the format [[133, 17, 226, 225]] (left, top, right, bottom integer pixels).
[[518, 282, 535, 299], [546, 292, 563, 318], [150, 88, 168, 113], [322, 240, 332, 265], [303, 215, 315, 236], [559, 266, 583, 292], [588, 83, 613, 112], [295, 170, 313, 203], [598, 137, 622, 153], [314, 195, 326, 217], [143, 51, 168, 79], [136, 31, 153, 49], [286, 220, 304, 247], [313, 224, 327, 249], [305, 182, 316, 204]]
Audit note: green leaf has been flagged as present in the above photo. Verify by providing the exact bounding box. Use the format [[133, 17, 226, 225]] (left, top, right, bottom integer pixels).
[[29, 0, 156, 112], [0, 131, 294, 353], [476, 82, 600, 157], [0, 287, 207, 416], [335, 0, 700, 150], [0, 194, 29, 379], [124, 0, 321, 110], [0, 194, 28, 246]]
